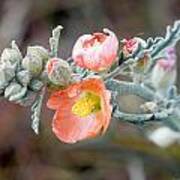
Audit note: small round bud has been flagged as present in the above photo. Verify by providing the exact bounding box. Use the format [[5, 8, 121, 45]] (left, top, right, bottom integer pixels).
[[22, 46, 48, 77], [22, 55, 43, 76], [122, 37, 146, 57], [27, 46, 49, 64], [1, 48, 22, 67], [46, 58, 72, 87]]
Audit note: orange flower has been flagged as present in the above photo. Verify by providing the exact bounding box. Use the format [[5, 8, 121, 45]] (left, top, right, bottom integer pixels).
[[47, 78, 112, 143], [72, 29, 119, 71]]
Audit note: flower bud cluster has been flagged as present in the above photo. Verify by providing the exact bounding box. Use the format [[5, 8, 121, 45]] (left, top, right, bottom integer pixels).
[[0, 43, 47, 106], [0, 21, 179, 145]]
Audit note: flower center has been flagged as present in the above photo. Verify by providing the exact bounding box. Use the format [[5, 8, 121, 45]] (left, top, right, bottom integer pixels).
[[72, 92, 101, 117]]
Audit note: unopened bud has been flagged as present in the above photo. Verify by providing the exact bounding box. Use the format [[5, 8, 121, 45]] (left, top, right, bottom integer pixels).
[[22, 46, 48, 76], [1, 48, 22, 67], [27, 46, 49, 63], [46, 58, 72, 87], [151, 59, 176, 97], [122, 37, 146, 57]]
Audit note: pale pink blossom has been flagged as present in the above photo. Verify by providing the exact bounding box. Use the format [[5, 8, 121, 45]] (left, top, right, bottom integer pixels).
[[151, 47, 177, 96], [72, 29, 119, 71]]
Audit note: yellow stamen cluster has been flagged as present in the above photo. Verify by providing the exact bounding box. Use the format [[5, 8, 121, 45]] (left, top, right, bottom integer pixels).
[[72, 92, 101, 117]]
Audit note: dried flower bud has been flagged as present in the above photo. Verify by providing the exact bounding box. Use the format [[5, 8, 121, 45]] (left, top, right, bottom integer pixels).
[[46, 58, 72, 87], [22, 46, 49, 76]]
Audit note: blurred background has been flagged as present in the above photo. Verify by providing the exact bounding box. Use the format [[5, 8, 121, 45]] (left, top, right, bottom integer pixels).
[[0, 0, 180, 179]]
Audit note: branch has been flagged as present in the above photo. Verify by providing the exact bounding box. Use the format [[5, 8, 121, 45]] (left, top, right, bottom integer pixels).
[[31, 87, 46, 134], [106, 79, 155, 101], [113, 108, 169, 123]]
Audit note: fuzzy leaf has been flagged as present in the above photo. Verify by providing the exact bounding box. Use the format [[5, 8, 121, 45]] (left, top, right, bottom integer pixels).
[[31, 87, 45, 134], [49, 25, 63, 57], [113, 108, 168, 124]]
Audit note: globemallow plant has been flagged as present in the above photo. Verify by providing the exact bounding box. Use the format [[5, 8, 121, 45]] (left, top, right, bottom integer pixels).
[[0, 22, 180, 146]]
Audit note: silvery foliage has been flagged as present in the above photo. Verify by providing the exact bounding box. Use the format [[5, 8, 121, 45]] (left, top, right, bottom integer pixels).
[[0, 41, 47, 134], [105, 21, 180, 135], [0, 26, 68, 134], [1, 21, 180, 141]]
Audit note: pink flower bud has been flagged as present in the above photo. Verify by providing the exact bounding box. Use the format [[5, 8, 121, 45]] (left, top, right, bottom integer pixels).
[[72, 29, 119, 72], [151, 47, 177, 96], [122, 37, 146, 57]]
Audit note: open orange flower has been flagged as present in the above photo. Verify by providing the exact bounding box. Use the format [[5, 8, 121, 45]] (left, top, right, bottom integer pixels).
[[47, 78, 112, 144]]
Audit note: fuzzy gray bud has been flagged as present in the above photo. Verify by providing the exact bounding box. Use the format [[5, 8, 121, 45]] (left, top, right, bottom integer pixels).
[[1, 48, 22, 68], [22, 46, 49, 76], [46, 58, 72, 87]]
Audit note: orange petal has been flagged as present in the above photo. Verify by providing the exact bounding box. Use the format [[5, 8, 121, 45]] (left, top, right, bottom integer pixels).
[[52, 107, 103, 143], [47, 91, 64, 110]]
